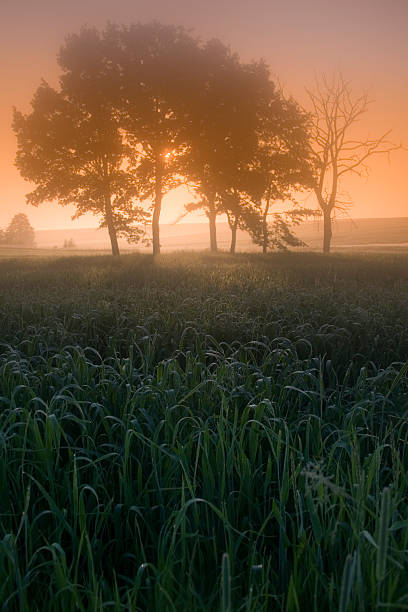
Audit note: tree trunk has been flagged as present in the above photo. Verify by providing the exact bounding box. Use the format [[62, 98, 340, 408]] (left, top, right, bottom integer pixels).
[[230, 219, 238, 254], [104, 193, 120, 257], [152, 156, 163, 256], [207, 194, 217, 253], [208, 212, 217, 253], [262, 197, 271, 254], [262, 214, 268, 254], [323, 208, 332, 254]]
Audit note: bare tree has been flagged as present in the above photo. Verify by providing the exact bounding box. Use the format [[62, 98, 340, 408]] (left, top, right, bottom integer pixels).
[[307, 74, 397, 253]]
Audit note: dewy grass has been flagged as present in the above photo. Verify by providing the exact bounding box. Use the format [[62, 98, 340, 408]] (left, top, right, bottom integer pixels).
[[0, 252, 408, 610]]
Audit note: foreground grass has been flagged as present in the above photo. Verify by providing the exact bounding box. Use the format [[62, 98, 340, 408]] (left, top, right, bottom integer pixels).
[[1, 251, 408, 611]]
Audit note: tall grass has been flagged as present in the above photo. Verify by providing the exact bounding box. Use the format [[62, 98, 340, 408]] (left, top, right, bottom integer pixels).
[[0, 251, 408, 610]]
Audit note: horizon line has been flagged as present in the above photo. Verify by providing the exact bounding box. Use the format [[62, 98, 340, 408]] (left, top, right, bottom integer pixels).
[[33, 215, 408, 232]]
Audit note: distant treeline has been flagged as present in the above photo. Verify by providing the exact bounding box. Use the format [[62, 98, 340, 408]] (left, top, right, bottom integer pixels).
[[13, 23, 394, 256], [0, 213, 35, 247]]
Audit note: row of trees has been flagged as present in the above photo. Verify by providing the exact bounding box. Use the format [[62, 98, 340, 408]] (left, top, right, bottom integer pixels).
[[0, 213, 36, 247], [13, 23, 395, 256]]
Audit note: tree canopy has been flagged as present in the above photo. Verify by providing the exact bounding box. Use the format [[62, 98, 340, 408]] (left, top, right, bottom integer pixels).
[[181, 48, 312, 253], [182, 40, 260, 252], [117, 23, 204, 255], [246, 89, 313, 252], [13, 21, 314, 256], [13, 29, 148, 256]]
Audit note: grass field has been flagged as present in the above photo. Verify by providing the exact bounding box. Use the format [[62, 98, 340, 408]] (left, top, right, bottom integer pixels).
[[1, 251, 408, 611]]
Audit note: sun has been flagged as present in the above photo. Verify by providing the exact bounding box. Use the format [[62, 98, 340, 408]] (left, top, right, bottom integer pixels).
[[163, 150, 175, 161]]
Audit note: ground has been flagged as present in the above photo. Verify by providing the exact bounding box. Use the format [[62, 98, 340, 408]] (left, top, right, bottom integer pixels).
[[0, 251, 407, 610]]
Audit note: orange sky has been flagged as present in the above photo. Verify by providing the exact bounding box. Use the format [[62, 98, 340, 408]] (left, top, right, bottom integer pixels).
[[1, 0, 407, 230]]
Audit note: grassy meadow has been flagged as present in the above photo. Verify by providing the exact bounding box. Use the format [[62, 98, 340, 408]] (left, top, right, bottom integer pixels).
[[1, 250, 408, 610]]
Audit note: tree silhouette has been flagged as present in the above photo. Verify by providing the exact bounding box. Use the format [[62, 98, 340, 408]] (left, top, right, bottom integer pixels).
[[183, 41, 263, 253], [13, 28, 148, 257], [116, 23, 202, 256], [307, 74, 397, 254], [223, 73, 313, 254], [183, 54, 312, 253], [250, 90, 313, 253], [4, 213, 35, 246], [13, 22, 316, 257]]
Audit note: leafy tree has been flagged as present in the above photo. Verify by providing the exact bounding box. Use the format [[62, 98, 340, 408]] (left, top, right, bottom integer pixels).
[[183, 41, 262, 253], [4, 213, 36, 246], [116, 22, 203, 256], [183, 53, 312, 254], [214, 61, 281, 254], [307, 73, 397, 253], [0, 229, 5, 244], [13, 21, 314, 257], [13, 29, 148, 257], [249, 89, 313, 253]]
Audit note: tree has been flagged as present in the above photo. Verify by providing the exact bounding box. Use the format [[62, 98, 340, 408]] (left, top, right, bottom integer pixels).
[[13, 28, 149, 257], [183, 41, 263, 253], [250, 91, 313, 253], [4, 213, 36, 246], [116, 22, 203, 256], [183, 40, 245, 252], [223, 88, 313, 255], [183, 55, 313, 254], [307, 74, 397, 253]]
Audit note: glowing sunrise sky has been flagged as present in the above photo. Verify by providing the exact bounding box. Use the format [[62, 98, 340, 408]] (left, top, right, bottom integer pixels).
[[1, 0, 407, 230]]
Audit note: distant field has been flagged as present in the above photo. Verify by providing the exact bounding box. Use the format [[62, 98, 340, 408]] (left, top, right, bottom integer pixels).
[[0, 246, 113, 259], [1, 252, 408, 610], [33, 216, 408, 252]]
